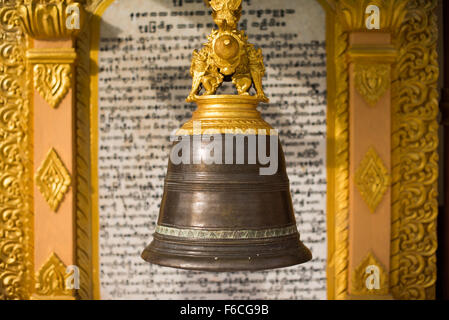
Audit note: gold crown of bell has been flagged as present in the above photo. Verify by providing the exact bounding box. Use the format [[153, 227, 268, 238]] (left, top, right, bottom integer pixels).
[[141, 0, 312, 271]]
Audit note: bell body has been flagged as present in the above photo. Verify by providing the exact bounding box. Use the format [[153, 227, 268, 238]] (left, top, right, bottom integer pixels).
[[141, 96, 312, 271]]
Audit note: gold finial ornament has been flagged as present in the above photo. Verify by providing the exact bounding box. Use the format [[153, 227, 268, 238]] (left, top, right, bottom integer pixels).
[[187, 0, 268, 102]]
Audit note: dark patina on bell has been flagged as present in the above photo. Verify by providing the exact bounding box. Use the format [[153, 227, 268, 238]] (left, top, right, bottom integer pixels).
[[141, 0, 312, 272]]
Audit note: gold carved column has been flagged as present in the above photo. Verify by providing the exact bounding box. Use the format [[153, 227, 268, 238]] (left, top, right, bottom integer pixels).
[[347, 33, 396, 299], [330, 0, 439, 300], [17, 0, 85, 300]]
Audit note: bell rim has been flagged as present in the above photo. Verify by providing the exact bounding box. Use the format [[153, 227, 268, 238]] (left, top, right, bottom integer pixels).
[[141, 233, 312, 272]]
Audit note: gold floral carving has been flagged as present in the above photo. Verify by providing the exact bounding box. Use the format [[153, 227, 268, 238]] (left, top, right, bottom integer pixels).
[[355, 147, 391, 213], [34, 253, 72, 297], [0, 2, 33, 300], [26, 48, 77, 108], [35, 148, 71, 212], [354, 64, 390, 106], [33, 63, 72, 108], [390, 0, 439, 300], [17, 0, 86, 40], [352, 252, 388, 296]]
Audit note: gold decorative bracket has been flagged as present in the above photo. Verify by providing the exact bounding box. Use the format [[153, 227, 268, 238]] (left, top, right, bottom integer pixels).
[[35, 148, 72, 212], [348, 44, 396, 106], [354, 63, 390, 106], [27, 48, 77, 108], [355, 147, 391, 213], [33, 253, 74, 300]]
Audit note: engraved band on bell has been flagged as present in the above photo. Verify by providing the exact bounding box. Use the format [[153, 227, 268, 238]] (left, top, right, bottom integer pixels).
[[155, 225, 298, 240]]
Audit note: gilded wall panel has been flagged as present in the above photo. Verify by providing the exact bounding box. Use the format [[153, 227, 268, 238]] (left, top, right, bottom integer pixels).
[[390, 0, 439, 300], [0, 0, 33, 300]]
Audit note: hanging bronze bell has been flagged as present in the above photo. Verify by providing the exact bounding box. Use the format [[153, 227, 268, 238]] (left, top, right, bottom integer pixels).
[[141, 0, 312, 272]]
